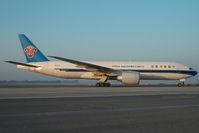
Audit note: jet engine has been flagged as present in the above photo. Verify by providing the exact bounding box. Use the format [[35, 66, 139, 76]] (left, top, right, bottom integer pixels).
[[117, 72, 140, 84]]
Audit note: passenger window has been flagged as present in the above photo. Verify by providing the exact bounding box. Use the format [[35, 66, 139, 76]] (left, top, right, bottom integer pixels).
[[164, 65, 167, 68], [173, 66, 175, 68], [168, 65, 171, 68], [155, 65, 158, 68], [160, 65, 162, 68]]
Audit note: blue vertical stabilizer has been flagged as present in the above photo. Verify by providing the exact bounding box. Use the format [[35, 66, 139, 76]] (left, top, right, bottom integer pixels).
[[18, 34, 49, 63]]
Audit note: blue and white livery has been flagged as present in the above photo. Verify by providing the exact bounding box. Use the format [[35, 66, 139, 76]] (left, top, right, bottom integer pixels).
[[6, 34, 197, 87]]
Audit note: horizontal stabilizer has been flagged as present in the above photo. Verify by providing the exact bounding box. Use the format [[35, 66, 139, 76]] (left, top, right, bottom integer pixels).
[[5, 61, 40, 68]]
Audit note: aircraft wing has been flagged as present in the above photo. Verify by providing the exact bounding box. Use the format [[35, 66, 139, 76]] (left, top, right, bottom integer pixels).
[[48, 56, 119, 76], [5, 61, 40, 68]]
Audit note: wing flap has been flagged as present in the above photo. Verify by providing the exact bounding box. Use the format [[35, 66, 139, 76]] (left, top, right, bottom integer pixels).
[[48, 56, 118, 76]]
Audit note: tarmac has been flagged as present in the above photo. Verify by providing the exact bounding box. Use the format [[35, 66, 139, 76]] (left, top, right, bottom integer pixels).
[[0, 85, 199, 133]]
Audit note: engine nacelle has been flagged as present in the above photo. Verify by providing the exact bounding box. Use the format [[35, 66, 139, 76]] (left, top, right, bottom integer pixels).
[[117, 72, 140, 84]]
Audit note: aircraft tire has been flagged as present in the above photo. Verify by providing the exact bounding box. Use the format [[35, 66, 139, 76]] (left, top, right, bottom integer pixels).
[[96, 83, 111, 87]]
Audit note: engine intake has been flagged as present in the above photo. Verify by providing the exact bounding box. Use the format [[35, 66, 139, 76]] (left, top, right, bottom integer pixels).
[[117, 72, 140, 84]]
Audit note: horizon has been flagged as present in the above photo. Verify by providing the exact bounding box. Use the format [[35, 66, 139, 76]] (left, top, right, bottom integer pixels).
[[0, 0, 199, 83]]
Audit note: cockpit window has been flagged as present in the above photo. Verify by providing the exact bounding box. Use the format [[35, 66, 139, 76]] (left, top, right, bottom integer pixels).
[[189, 68, 193, 70]]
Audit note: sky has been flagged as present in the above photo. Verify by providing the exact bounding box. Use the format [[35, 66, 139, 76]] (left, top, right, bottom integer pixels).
[[0, 0, 199, 82]]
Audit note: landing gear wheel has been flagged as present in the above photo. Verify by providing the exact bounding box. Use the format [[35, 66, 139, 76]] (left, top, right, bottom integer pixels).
[[96, 83, 111, 87], [178, 82, 185, 87], [96, 83, 100, 87], [105, 83, 111, 87]]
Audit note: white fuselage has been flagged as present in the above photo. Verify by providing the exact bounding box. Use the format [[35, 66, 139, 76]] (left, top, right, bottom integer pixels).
[[17, 61, 197, 81]]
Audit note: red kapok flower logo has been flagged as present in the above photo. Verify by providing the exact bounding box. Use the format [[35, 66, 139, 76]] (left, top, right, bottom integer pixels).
[[24, 46, 37, 58]]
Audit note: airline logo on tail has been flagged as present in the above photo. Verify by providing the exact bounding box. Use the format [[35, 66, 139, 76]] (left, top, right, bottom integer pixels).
[[24, 46, 37, 58]]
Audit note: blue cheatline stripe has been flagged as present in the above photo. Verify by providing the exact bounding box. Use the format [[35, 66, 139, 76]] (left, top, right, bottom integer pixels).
[[56, 68, 197, 76]]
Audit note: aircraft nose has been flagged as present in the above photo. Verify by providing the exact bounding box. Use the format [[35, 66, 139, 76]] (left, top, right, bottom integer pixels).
[[193, 71, 197, 76]]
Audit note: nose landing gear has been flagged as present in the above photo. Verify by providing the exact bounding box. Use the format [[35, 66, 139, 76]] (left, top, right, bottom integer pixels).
[[178, 79, 185, 87]]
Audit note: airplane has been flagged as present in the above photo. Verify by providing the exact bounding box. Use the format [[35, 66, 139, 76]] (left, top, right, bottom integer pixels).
[[5, 34, 197, 87]]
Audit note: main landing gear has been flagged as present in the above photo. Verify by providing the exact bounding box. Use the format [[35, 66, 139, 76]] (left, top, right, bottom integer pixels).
[[178, 79, 185, 87], [96, 82, 111, 87], [96, 76, 111, 87]]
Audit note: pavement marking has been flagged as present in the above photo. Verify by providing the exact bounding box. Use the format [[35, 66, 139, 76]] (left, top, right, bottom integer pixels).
[[1, 104, 199, 118], [161, 95, 198, 99]]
